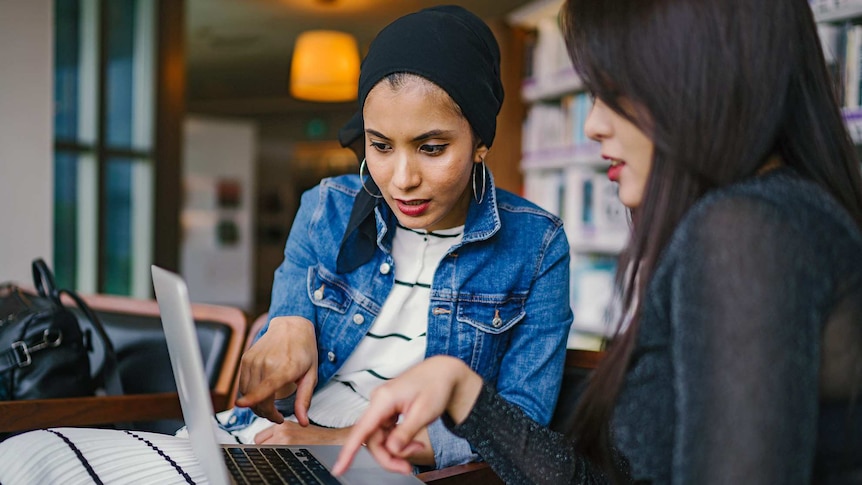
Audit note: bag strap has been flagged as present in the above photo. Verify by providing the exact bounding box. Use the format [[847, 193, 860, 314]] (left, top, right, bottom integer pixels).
[[30, 258, 124, 396], [59, 289, 124, 396], [32, 258, 58, 299]]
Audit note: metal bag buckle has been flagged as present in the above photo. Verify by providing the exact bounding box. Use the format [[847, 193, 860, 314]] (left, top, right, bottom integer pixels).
[[11, 329, 63, 368]]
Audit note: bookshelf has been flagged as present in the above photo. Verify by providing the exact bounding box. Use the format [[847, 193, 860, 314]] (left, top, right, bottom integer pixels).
[[813, 0, 862, 136], [509, 0, 624, 351], [812, 0, 862, 22]]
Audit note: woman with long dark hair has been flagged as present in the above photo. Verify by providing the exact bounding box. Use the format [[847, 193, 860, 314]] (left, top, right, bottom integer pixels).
[[334, 0, 862, 482]]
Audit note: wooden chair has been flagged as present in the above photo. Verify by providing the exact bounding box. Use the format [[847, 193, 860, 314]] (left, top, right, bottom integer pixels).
[[248, 312, 270, 347], [226, 311, 270, 403], [418, 462, 504, 484], [0, 291, 248, 435], [549, 348, 606, 433]]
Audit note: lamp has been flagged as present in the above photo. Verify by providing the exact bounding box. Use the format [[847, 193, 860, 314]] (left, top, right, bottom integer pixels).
[[290, 30, 360, 102]]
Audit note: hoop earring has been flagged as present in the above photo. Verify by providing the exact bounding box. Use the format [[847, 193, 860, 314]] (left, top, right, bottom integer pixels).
[[472, 159, 487, 204], [359, 159, 383, 199]]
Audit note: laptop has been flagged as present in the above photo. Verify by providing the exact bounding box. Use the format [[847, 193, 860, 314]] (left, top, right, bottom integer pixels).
[[151, 265, 423, 485]]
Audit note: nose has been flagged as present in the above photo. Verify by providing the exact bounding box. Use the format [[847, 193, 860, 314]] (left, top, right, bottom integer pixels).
[[391, 152, 421, 191], [584, 99, 610, 142]]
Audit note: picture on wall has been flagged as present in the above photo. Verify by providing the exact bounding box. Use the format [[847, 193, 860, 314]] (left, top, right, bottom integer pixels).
[[217, 178, 242, 209]]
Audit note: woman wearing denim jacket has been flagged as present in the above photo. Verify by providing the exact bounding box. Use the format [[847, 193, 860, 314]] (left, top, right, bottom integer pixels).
[[232, 5, 573, 470]]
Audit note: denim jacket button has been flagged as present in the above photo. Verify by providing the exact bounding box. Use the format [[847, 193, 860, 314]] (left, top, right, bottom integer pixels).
[[327, 351, 336, 362], [379, 262, 391, 275], [492, 316, 503, 328], [313, 289, 324, 300], [352, 314, 365, 325]]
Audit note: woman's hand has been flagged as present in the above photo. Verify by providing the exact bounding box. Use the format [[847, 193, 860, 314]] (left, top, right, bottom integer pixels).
[[235, 316, 318, 425], [332, 356, 483, 476]]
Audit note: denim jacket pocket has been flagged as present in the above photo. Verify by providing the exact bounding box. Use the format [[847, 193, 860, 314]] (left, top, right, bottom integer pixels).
[[456, 295, 527, 335], [306, 265, 351, 314]]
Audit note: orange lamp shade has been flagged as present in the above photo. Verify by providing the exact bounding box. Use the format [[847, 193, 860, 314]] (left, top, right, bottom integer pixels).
[[290, 30, 360, 102]]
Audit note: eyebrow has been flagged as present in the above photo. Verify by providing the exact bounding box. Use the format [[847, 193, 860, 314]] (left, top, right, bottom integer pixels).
[[365, 129, 455, 143]]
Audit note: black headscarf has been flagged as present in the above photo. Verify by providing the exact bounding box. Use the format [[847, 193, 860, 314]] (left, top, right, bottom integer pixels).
[[335, 5, 504, 273]]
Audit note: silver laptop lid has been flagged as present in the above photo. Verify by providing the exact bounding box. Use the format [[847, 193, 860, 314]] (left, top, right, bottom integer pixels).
[[152, 265, 231, 485]]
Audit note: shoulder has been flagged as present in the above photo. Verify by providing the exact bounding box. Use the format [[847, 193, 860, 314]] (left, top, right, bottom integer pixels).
[[294, 175, 363, 234], [299, 175, 360, 212], [683, 169, 854, 234], [314, 174, 362, 198], [667, 169, 862, 263], [494, 188, 564, 229], [480, 188, 568, 256]]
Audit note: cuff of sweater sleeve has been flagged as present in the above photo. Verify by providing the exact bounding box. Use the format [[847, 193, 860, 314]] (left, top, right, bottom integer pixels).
[[444, 380, 495, 438]]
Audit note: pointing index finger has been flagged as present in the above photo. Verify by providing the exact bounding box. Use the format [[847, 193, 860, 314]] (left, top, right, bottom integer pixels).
[[334, 400, 401, 475]]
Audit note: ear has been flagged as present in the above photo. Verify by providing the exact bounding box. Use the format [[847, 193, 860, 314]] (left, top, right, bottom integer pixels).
[[474, 143, 489, 164]]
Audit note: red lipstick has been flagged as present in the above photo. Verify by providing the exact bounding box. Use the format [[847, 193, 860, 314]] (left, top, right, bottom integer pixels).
[[608, 163, 624, 182], [396, 199, 430, 217]]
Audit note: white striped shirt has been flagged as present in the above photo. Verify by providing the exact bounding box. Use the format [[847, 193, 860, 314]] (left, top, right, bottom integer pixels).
[[307, 224, 463, 428]]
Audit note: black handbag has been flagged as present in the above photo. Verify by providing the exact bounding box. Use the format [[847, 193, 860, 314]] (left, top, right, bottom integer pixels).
[[0, 258, 122, 401]]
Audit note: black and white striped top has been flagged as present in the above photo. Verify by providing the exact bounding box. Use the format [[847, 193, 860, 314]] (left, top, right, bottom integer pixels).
[[306, 224, 463, 428]]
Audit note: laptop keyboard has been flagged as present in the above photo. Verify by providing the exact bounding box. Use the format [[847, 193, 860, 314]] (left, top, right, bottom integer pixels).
[[223, 447, 341, 484]]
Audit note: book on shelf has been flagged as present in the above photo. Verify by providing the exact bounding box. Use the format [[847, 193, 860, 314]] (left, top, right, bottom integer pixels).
[[523, 169, 565, 216], [819, 22, 844, 99], [521, 14, 581, 101], [522, 92, 593, 154], [522, 29, 537, 80], [573, 93, 591, 144], [569, 254, 617, 339], [523, 103, 570, 153], [533, 16, 572, 85], [561, 167, 629, 251], [844, 24, 862, 107], [816, 18, 862, 109], [813, 12, 862, 142], [843, 107, 862, 140], [592, 174, 628, 233]]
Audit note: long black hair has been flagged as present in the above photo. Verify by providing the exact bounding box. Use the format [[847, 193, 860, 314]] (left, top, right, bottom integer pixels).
[[560, 0, 862, 475]]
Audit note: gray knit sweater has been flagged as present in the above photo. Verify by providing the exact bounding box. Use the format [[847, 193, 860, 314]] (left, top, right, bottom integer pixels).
[[448, 168, 862, 484]]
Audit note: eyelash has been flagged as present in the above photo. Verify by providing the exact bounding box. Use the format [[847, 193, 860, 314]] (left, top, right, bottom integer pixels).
[[420, 144, 447, 155], [368, 142, 448, 156], [369, 141, 390, 152]]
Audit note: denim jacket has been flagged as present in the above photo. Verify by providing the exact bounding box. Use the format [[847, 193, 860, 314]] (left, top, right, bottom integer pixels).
[[253, 172, 572, 468]]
